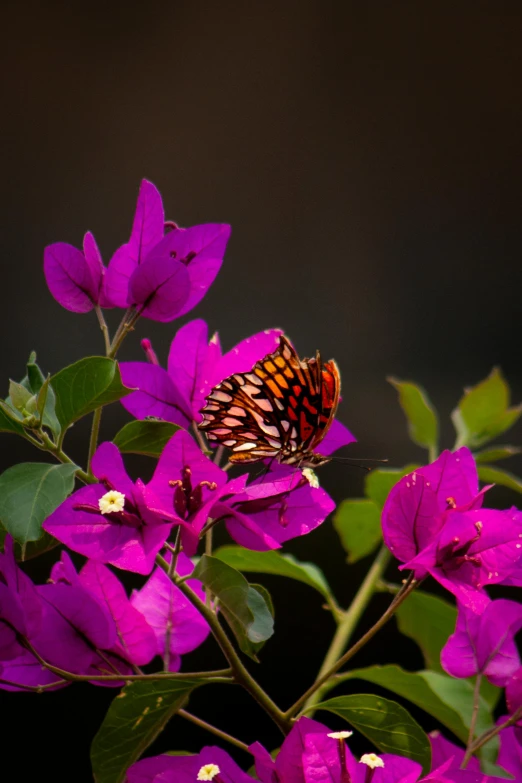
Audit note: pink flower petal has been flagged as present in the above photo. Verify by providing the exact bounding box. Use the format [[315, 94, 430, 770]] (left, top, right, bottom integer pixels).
[[44, 242, 99, 313], [79, 561, 157, 666], [129, 254, 190, 322]]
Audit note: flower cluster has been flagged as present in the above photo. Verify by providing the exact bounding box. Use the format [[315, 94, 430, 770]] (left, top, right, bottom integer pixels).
[[382, 447, 522, 612], [44, 180, 230, 322], [0, 535, 209, 690], [4, 177, 520, 779], [127, 716, 511, 782]]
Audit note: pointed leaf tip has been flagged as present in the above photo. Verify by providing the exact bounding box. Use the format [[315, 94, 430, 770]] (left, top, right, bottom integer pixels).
[[388, 377, 438, 453]]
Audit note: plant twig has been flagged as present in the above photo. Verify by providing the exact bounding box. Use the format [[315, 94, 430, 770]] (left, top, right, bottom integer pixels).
[[164, 530, 182, 672], [463, 703, 522, 765], [0, 677, 67, 692], [156, 554, 291, 734], [95, 305, 111, 355], [301, 544, 392, 714], [178, 709, 250, 752], [22, 641, 233, 683], [108, 307, 141, 358], [285, 572, 419, 719], [36, 430, 94, 484], [462, 673, 482, 766]]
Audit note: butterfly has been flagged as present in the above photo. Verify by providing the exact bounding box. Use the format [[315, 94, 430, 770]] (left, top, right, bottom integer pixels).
[[198, 335, 340, 467]]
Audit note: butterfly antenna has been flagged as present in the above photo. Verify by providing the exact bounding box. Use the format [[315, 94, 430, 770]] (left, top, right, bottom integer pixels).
[[331, 456, 389, 472]]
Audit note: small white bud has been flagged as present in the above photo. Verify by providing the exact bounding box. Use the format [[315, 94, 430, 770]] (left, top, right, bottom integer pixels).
[[303, 468, 320, 488], [359, 753, 384, 769], [98, 490, 125, 515], [197, 764, 221, 781], [327, 731, 353, 739]]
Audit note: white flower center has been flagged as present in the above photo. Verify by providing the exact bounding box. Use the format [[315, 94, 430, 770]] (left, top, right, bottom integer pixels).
[[303, 468, 320, 488], [327, 730, 353, 740], [98, 490, 125, 515], [360, 753, 384, 769], [197, 764, 221, 780]]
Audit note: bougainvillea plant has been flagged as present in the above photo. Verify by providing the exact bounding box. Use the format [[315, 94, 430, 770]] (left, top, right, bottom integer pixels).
[[2, 179, 522, 782]]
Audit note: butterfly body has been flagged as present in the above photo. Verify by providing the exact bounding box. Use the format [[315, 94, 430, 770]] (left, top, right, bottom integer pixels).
[[198, 336, 340, 467]]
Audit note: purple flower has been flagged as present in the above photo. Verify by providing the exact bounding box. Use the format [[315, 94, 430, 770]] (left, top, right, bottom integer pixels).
[[144, 429, 335, 554], [382, 448, 485, 566], [497, 719, 522, 780], [302, 733, 422, 783], [441, 598, 522, 686], [103, 180, 231, 321], [126, 746, 256, 783], [120, 319, 284, 428], [0, 541, 38, 661], [402, 507, 522, 611], [78, 560, 157, 667], [130, 551, 210, 671], [506, 667, 522, 736], [0, 538, 69, 692], [43, 442, 173, 574], [145, 428, 241, 555], [250, 716, 334, 783], [214, 463, 336, 551], [30, 552, 117, 676], [43, 231, 107, 313]]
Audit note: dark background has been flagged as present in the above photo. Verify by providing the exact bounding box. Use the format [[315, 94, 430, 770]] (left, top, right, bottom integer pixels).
[[2, 1, 522, 779]]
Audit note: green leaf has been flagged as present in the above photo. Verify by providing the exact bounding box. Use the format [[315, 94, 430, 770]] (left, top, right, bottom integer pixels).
[[451, 367, 522, 449], [395, 590, 456, 674], [0, 402, 26, 435], [332, 499, 382, 563], [388, 377, 439, 452], [113, 420, 180, 457], [26, 355, 46, 394], [480, 678, 502, 711], [314, 693, 431, 773], [477, 464, 522, 494], [192, 555, 274, 661], [364, 465, 419, 509], [480, 759, 512, 778], [474, 445, 521, 463], [8, 380, 33, 412], [0, 523, 61, 561], [213, 545, 332, 601], [339, 665, 493, 744], [51, 357, 133, 431], [35, 375, 61, 439], [90, 678, 200, 783], [0, 463, 77, 548]]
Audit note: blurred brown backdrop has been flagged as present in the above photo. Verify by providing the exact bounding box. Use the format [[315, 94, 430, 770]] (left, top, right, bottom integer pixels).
[[2, 1, 522, 779]]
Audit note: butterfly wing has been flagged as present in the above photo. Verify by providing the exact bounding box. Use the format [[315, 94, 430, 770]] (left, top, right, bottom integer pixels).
[[199, 360, 290, 464], [199, 336, 341, 464]]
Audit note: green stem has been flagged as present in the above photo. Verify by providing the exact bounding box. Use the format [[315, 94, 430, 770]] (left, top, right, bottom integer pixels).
[[108, 307, 141, 358], [164, 531, 182, 672], [95, 305, 111, 355], [285, 573, 419, 719], [302, 544, 392, 714], [178, 709, 249, 752], [87, 408, 102, 473], [466, 704, 522, 761], [0, 677, 67, 692], [428, 444, 438, 463], [24, 640, 232, 683], [37, 431, 94, 484], [462, 673, 482, 766], [156, 555, 290, 734], [193, 421, 209, 453]]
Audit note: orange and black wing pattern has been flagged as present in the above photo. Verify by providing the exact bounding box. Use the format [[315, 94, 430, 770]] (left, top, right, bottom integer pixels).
[[198, 336, 340, 465]]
